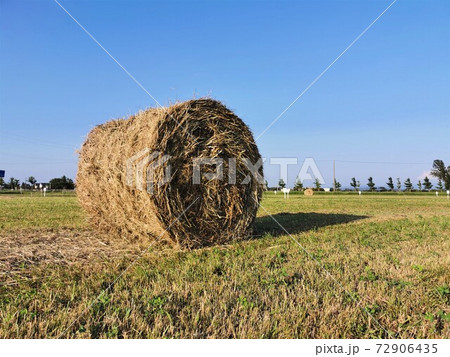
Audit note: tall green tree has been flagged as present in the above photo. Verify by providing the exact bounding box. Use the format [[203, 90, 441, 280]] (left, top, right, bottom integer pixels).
[[278, 178, 286, 189], [367, 177, 376, 191], [430, 159, 450, 190], [430, 160, 447, 181], [396, 178, 402, 191], [417, 180, 422, 191], [423, 176, 432, 191], [294, 179, 303, 191], [334, 179, 341, 191], [49, 176, 75, 190], [436, 179, 443, 191], [8, 177, 20, 189], [386, 177, 394, 191], [27, 176, 37, 186], [0, 177, 4, 186], [404, 178, 413, 191], [314, 178, 322, 191], [350, 177, 357, 191]]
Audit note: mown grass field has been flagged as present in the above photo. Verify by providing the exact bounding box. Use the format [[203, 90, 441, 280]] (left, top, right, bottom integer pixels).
[[0, 192, 449, 338]]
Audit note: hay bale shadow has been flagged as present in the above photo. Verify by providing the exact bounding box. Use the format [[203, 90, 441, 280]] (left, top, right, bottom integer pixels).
[[252, 212, 368, 238]]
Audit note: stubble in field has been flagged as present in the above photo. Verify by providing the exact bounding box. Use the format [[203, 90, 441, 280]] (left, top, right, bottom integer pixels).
[[0, 193, 449, 338]]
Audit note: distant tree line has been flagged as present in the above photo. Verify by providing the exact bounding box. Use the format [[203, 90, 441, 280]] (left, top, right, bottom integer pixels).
[[266, 159, 450, 192], [3, 159, 449, 193], [0, 175, 75, 190], [340, 159, 449, 192], [342, 175, 440, 192]]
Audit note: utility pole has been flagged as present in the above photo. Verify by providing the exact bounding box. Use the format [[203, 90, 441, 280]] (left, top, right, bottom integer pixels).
[[333, 160, 336, 193]]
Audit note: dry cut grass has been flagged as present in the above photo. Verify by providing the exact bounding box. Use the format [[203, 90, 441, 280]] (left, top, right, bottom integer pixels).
[[0, 193, 449, 338]]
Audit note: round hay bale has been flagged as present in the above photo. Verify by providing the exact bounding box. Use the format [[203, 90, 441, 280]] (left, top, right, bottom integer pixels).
[[304, 188, 314, 196], [76, 99, 263, 248]]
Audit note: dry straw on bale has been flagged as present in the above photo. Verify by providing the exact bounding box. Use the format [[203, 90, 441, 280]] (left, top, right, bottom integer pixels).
[[77, 99, 263, 249], [304, 188, 314, 196]]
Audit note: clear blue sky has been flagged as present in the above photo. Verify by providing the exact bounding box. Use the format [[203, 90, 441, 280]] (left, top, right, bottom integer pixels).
[[0, 0, 449, 188]]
